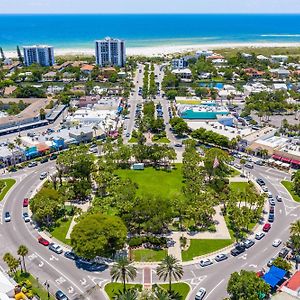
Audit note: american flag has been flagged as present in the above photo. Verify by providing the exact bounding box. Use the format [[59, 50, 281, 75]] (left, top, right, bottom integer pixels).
[[213, 156, 219, 169]]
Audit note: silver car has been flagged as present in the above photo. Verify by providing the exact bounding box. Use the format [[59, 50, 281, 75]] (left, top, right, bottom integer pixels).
[[195, 287, 206, 300]]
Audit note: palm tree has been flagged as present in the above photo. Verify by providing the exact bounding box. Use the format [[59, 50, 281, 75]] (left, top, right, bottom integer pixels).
[[17, 245, 28, 273], [3, 252, 19, 275], [113, 288, 138, 300], [156, 255, 183, 293], [110, 257, 137, 292], [290, 220, 300, 237]]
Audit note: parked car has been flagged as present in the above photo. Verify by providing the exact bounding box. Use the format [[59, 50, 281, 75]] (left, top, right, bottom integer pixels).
[[263, 223, 271, 232], [55, 290, 69, 300], [199, 258, 213, 267], [267, 258, 275, 267], [195, 288, 206, 300], [262, 186, 268, 193], [23, 198, 29, 207], [268, 214, 274, 223], [269, 198, 276, 206], [64, 251, 78, 261], [126, 133, 130, 138], [28, 161, 37, 168], [4, 212, 11, 222], [276, 195, 283, 202], [49, 243, 63, 254], [267, 192, 273, 198], [40, 157, 49, 164], [245, 163, 254, 169], [231, 244, 246, 256], [38, 237, 49, 246], [50, 154, 57, 160], [243, 239, 255, 249], [279, 248, 289, 258], [256, 178, 265, 186], [272, 239, 282, 247], [255, 232, 265, 240], [75, 259, 108, 272], [269, 206, 275, 214], [22, 212, 30, 223], [40, 172, 48, 180], [255, 160, 264, 166], [174, 143, 183, 148], [234, 163, 242, 170], [214, 253, 228, 262]]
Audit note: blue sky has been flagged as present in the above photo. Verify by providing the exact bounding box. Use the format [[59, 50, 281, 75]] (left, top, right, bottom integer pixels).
[[1, 0, 300, 14]]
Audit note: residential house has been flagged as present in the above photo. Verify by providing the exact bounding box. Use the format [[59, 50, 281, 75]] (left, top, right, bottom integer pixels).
[[171, 58, 188, 70], [43, 71, 57, 82], [171, 68, 192, 82]]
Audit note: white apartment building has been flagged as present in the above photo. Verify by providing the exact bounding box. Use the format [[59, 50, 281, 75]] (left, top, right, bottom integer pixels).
[[23, 45, 55, 66], [95, 37, 126, 67]]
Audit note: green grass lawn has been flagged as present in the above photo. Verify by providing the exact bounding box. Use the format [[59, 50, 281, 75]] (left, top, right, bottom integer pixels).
[[49, 217, 72, 246], [182, 239, 232, 262], [0, 179, 16, 201], [152, 137, 171, 143], [282, 181, 300, 202], [115, 164, 184, 199], [132, 249, 167, 262], [128, 137, 138, 143], [158, 283, 190, 299], [229, 167, 241, 177], [229, 182, 249, 193], [15, 272, 55, 300], [105, 283, 142, 300]]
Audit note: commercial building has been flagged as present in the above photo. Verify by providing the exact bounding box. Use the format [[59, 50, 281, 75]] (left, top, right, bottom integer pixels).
[[171, 58, 188, 70], [95, 37, 126, 67], [23, 45, 55, 67]]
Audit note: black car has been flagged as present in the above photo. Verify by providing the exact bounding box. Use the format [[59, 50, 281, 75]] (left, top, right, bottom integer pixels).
[[50, 154, 57, 160], [269, 206, 275, 214], [231, 245, 246, 256], [256, 178, 265, 186], [64, 251, 78, 260], [40, 157, 49, 164], [55, 290, 69, 300], [75, 259, 108, 272], [279, 248, 289, 258]]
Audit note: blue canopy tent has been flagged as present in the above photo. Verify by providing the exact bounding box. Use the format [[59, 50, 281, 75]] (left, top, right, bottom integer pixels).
[[262, 266, 287, 288]]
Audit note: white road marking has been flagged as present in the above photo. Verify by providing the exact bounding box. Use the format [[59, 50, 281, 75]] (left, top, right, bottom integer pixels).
[[249, 264, 257, 268], [262, 248, 268, 252], [28, 253, 38, 261], [55, 276, 66, 285], [50, 255, 59, 261], [205, 279, 224, 299], [38, 261, 44, 268], [68, 286, 74, 294], [191, 270, 196, 278], [80, 278, 87, 285]]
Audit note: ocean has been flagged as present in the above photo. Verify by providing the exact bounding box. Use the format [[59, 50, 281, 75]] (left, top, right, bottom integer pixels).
[[1, 14, 300, 50]]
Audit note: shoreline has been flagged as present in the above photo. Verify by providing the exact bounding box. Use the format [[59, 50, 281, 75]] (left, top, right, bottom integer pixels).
[[4, 42, 300, 58]]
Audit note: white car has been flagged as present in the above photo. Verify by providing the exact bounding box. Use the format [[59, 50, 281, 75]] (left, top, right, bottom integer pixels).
[[267, 192, 273, 198], [255, 232, 265, 240], [234, 163, 242, 169], [49, 243, 63, 254], [272, 239, 282, 247], [199, 258, 213, 267], [262, 186, 268, 193], [195, 287, 206, 300], [40, 172, 48, 180]]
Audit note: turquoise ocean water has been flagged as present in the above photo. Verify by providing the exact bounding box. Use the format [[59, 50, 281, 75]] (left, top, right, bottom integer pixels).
[[1, 14, 300, 50]]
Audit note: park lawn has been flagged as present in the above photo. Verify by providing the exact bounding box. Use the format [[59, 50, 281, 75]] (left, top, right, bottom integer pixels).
[[159, 283, 190, 299], [115, 164, 184, 199], [282, 181, 300, 203], [49, 217, 72, 246], [105, 283, 142, 300], [229, 182, 249, 193], [0, 179, 16, 201], [132, 249, 167, 262], [152, 137, 171, 143], [182, 239, 232, 262], [128, 137, 138, 143], [15, 272, 55, 300], [229, 167, 240, 177]]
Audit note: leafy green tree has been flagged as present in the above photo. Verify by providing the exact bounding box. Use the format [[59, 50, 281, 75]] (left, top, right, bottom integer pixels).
[[3, 253, 19, 275], [156, 255, 183, 293], [227, 270, 270, 300], [292, 170, 300, 196], [169, 117, 189, 136], [110, 257, 137, 292], [71, 213, 127, 259], [272, 257, 292, 271], [17, 245, 28, 273]]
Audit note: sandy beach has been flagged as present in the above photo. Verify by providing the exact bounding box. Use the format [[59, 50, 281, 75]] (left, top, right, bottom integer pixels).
[[5, 42, 300, 58]]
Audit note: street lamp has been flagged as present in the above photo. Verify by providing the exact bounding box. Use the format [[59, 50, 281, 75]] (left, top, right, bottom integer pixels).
[[44, 281, 50, 299]]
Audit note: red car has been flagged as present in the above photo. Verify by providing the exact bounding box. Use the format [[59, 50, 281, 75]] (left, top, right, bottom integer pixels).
[[263, 223, 271, 232], [23, 198, 29, 207], [38, 237, 49, 246]]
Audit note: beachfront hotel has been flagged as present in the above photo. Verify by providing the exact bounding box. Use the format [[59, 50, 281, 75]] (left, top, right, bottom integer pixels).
[[95, 37, 126, 67], [23, 45, 55, 67]]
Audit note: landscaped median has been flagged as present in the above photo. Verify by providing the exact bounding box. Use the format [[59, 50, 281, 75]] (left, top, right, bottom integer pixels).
[[282, 180, 300, 202], [0, 178, 16, 201], [104, 283, 143, 300]]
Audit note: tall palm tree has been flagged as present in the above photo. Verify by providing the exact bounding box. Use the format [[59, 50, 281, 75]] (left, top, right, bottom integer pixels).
[[3, 252, 19, 275], [113, 288, 138, 300], [17, 245, 28, 273], [290, 220, 300, 237], [156, 255, 183, 293], [110, 257, 137, 292]]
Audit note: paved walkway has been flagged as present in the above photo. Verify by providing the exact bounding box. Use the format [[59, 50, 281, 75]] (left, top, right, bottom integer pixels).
[[167, 232, 182, 261], [143, 267, 152, 290]]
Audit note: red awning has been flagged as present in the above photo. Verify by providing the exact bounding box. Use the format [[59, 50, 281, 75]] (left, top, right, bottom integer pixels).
[[291, 159, 300, 165], [272, 155, 282, 160], [281, 157, 291, 163]]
